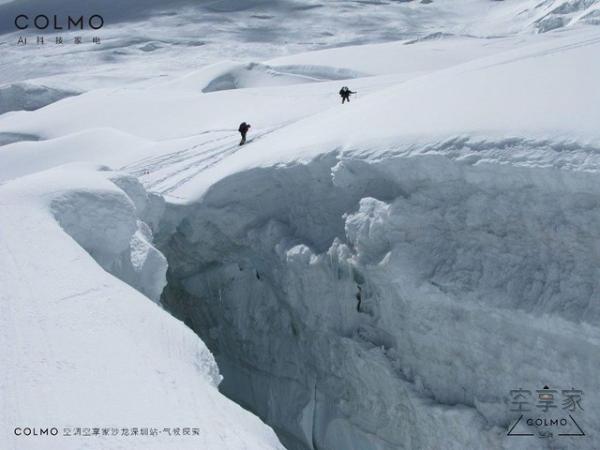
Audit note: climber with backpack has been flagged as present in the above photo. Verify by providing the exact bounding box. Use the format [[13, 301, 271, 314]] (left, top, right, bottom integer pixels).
[[339, 86, 356, 104], [238, 122, 251, 145]]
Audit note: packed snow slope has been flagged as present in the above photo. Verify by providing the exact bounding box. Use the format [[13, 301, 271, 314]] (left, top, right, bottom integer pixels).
[[0, 164, 285, 450], [1, 2, 600, 450]]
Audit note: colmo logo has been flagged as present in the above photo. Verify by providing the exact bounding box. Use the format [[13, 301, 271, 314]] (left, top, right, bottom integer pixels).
[[14, 15, 104, 30]]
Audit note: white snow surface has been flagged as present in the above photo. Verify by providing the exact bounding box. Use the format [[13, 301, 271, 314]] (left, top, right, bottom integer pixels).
[[1, 1, 600, 449]]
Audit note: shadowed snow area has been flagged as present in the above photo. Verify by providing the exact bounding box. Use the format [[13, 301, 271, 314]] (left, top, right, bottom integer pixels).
[[0, 82, 79, 115], [1, 1, 600, 450], [0, 131, 39, 146]]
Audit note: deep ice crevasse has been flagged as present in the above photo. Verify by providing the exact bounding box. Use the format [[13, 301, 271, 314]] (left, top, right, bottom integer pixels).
[[159, 146, 600, 450]]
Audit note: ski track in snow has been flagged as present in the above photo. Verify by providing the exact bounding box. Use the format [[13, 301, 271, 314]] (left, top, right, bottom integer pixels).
[[123, 122, 297, 195]]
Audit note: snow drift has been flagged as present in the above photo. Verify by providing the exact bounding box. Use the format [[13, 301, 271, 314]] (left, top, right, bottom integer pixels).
[[164, 61, 364, 93]]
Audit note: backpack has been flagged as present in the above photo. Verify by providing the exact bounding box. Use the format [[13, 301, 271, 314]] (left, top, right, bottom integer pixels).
[[238, 122, 247, 132]]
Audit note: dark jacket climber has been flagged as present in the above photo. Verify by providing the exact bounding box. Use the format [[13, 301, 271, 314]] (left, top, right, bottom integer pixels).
[[339, 86, 356, 104], [238, 122, 251, 145]]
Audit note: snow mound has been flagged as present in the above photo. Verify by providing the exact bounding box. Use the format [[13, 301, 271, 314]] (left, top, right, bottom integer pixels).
[[165, 61, 364, 93], [0, 83, 79, 115]]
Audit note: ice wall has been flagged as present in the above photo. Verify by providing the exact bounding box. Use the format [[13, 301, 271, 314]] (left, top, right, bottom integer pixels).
[[160, 145, 600, 450], [52, 171, 167, 302]]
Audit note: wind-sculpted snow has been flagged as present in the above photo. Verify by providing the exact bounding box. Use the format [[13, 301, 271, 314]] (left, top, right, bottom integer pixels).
[[160, 141, 600, 450], [198, 62, 365, 93], [162, 61, 365, 93]]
